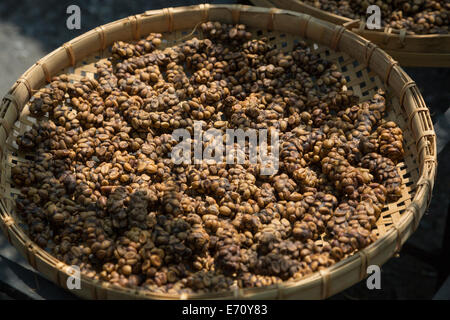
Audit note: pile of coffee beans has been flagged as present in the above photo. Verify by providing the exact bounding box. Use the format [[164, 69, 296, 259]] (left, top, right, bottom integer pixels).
[[12, 22, 404, 294], [304, 0, 449, 34]]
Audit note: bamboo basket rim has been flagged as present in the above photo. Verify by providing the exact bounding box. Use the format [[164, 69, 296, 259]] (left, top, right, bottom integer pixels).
[[0, 4, 437, 299], [250, 0, 450, 67]]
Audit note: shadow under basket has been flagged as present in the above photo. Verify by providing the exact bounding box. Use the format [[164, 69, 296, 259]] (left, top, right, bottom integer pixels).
[[0, 4, 437, 299]]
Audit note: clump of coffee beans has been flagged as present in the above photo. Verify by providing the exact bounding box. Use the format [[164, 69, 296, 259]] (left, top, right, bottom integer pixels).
[[304, 0, 449, 34], [12, 21, 405, 294]]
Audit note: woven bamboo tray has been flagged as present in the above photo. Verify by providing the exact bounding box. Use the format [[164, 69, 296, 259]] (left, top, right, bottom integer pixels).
[[0, 4, 437, 299], [250, 0, 450, 67]]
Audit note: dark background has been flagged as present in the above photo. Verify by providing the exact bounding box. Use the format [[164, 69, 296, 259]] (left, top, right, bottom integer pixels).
[[0, 0, 449, 300]]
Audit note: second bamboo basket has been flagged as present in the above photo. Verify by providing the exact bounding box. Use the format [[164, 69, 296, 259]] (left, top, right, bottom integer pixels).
[[251, 0, 450, 67]]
